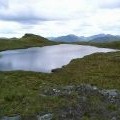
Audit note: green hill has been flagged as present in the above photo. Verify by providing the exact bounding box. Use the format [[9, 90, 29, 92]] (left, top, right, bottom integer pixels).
[[0, 33, 57, 51]]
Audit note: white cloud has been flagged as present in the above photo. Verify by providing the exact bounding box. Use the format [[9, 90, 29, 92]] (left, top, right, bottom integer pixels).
[[0, 0, 120, 37]]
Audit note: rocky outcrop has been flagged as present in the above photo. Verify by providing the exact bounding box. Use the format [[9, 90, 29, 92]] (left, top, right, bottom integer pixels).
[[37, 113, 53, 120], [0, 115, 21, 120], [40, 84, 120, 120], [0, 114, 53, 120], [1, 84, 120, 120]]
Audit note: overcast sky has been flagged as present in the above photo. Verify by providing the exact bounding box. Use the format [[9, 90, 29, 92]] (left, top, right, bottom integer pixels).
[[0, 0, 120, 38]]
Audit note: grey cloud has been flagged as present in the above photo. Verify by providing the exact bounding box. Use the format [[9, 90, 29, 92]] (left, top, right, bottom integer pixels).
[[0, 12, 51, 24], [101, 25, 120, 31], [0, 9, 69, 24], [0, 2, 57, 24], [0, 12, 75, 25], [21, 25, 34, 30], [0, 0, 87, 24], [100, 1, 120, 9], [0, 0, 8, 9]]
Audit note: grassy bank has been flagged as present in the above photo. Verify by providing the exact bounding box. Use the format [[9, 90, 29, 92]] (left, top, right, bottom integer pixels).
[[76, 41, 120, 49], [0, 51, 120, 116]]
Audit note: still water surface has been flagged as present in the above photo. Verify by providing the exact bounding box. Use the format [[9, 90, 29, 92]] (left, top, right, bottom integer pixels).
[[0, 44, 116, 73]]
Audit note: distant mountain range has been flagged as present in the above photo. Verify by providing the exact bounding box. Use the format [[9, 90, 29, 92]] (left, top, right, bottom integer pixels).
[[48, 34, 120, 43], [48, 34, 85, 42], [1, 33, 120, 43], [90, 34, 120, 43]]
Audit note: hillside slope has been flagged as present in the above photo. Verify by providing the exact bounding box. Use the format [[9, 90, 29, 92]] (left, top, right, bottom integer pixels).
[[0, 34, 57, 51]]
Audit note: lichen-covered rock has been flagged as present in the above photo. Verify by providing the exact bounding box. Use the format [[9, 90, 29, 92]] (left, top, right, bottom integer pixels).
[[75, 84, 99, 96], [40, 84, 99, 97], [39, 84, 120, 119], [54, 105, 85, 120], [37, 113, 53, 120], [2, 84, 120, 120], [0, 115, 21, 120], [99, 89, 120, 103], [100, 89, 119, 97], [41, 85, 75, 97]]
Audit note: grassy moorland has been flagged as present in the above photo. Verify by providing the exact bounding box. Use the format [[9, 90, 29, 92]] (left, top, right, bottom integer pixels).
[[0, 35, 120, 119]]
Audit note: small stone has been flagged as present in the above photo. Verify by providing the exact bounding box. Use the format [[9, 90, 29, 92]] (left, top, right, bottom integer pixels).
[[93, 86, 98, 90], [1, 115, 21, 120], [53, 89, 60, 93], [100, 89, 119, 97], [37, 113, 53, 120], [111, 117, 117, 120]]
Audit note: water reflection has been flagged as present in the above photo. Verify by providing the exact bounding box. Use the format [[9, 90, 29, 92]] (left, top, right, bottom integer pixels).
[[0, 44, 116, 73]]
